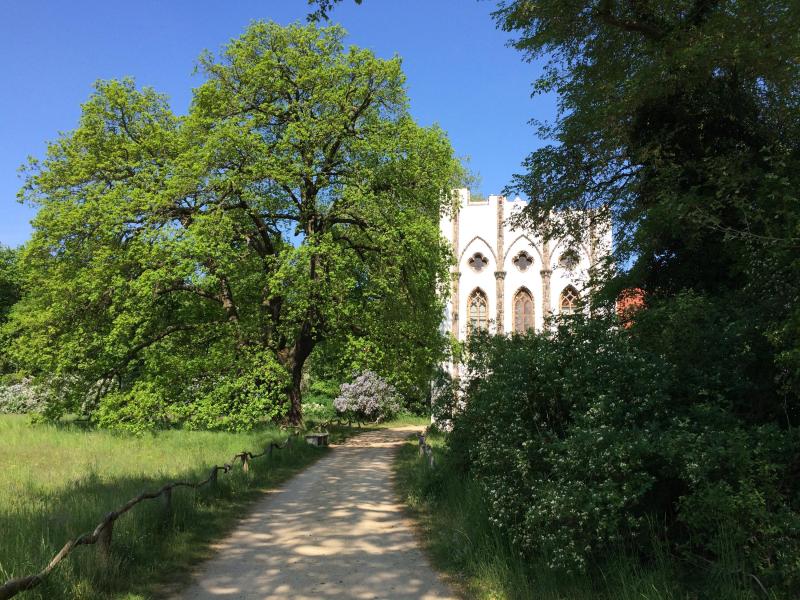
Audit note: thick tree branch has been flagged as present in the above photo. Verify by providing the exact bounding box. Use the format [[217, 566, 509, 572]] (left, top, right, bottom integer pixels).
[[596, 0, 664, 40]]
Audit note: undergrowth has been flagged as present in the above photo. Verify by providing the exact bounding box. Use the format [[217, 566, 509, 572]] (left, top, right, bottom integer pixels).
[[394, 432, 775, 600]]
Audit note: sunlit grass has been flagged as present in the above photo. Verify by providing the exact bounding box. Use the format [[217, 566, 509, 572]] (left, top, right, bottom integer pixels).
[[0, 414, 325, 599]]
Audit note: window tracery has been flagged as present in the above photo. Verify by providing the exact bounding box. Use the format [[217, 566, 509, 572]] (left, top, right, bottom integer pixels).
[[513, 288, 534, 332], [468, 252, 489, 272], [560, 285, 580, 315], [512, 250, 533, 272], [467, 288, 489, 331]]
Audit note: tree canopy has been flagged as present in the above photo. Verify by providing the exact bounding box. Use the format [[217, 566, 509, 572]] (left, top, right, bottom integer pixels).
[[494, 0, 798, 279], [11, 21, 461, 428], [489, 0, 800, 421], [0, 246, 21, 375]]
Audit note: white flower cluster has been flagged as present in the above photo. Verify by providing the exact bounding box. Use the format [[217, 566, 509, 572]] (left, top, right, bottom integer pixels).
[[0, 378, 47, 414]]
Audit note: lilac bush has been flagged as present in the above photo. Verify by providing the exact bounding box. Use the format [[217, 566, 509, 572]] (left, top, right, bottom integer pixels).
[[333, 370, 401, 423]]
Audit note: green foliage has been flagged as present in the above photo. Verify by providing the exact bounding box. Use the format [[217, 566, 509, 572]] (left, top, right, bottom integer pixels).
[[0, 245, 21, 375], [0, 245, 19, 323], [449, 320, 800, 596], [306, 0, 363, 21], [94, 381, 171, 434], [12, 21, 460, 428], [300, 378, 338, 423], [182, 350, 289, 432], [395, 435, 693, 600], [495, 0, 800, 422]]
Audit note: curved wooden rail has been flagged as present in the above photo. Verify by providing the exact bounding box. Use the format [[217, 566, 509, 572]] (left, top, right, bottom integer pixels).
[[0, 434, 299, 600]]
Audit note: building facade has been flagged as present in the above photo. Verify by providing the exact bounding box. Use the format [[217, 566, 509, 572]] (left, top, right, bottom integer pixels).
[[440, 189, 611, 341]]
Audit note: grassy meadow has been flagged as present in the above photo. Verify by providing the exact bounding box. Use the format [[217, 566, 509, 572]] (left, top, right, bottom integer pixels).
[[0, 414, 331, 599]]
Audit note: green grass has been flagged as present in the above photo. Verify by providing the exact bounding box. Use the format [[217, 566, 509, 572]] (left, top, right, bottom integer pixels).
[[0, 414, 330, 599], [394, 432, 770, 600]]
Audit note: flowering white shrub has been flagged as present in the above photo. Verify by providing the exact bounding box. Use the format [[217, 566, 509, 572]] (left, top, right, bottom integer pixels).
[[334, 370, 401, 422], [0, 378, 47, 414]]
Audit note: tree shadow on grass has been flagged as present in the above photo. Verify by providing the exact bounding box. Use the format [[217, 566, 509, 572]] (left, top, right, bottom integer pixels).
[[0, 440, 326, 600]]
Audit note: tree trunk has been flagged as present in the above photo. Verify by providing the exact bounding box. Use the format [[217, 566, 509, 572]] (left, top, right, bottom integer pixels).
[[282, 332, 315, 426], [287, 370, 303, 425]]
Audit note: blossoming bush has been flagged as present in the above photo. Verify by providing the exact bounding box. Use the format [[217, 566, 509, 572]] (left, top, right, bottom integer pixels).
[[334, 370, 401, 423], [0, 376, 48, 414], [448, 317, 800, 594]]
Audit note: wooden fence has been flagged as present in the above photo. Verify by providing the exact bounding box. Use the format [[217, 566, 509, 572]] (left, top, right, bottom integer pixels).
[[0, 433, 301, 600], [417, 432, 436, 467], [317, 417, 359, 429]]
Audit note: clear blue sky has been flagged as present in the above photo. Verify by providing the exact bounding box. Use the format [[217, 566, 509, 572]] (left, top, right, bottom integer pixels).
[[0, 0, 555, 248]]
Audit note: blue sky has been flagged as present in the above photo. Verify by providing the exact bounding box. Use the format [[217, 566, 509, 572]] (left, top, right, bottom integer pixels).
[[0, 0, 555, 248]]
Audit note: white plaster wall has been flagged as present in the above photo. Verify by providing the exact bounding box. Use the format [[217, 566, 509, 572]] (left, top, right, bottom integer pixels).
[[457, 199, 497, 262]]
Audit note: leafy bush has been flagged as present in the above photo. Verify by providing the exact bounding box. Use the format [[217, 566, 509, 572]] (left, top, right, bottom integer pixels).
[[334, 370, 401, 422], [303, 401, 335, 423], [430, 366, 460, 432], [95, 350, 289, 433], [449, 317, 800, 595], [94, 382, 170, 433], [299, 378, 338, 423]]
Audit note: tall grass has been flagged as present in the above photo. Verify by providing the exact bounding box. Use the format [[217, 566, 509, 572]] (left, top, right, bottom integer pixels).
[[394, 433, 772, 600], [0, 415, 326, 599]]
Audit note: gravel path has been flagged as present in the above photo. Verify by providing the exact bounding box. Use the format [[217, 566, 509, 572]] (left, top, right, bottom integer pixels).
[[177, 427, 456, 600]]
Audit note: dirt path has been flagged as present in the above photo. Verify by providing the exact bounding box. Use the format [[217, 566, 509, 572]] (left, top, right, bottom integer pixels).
[[177, 427, 456, 600]]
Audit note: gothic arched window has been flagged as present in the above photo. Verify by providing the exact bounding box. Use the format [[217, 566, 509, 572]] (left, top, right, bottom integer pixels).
[[512, 250, 533, 272], [513, 288, 535, 332], [560, 285, 580, 315], [467, 288, 489, 331], [558, 250, 579, 271], [468, 252, 489, 272]]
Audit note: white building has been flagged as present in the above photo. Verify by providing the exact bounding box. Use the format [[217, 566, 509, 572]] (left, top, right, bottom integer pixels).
[[440, 189, 611, 340]]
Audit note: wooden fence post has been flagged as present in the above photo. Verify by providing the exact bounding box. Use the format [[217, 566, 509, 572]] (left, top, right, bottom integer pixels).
[[241, 453, 250, 474], [209, 466, 218, 485], [162, 487, 172, 520], [97, 517, 114, 564]]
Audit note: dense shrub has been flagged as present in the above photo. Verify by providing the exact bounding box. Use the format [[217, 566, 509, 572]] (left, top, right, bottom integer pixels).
[[430, 366, 460, 432], [95, 350, 289, 433], [449, 317, 800, 595], [334, 370, 401, 422], [301, 379, 338, 423]]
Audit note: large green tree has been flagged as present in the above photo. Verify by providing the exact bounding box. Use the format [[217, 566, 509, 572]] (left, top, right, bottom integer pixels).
[[492, 0, 799, 280], [13, 22, 459, 427], [490, 1, 800, 421], [0, 245, 19, 324], [0, 245, 21, 374]]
